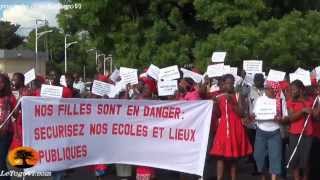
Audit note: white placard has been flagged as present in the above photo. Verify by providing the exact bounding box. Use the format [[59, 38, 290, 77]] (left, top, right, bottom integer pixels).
[[159, 65, 180, 81], [60, 75, 67, 87], [244, 73, 254, 86], [206, 63, 225, 77], [223, 65, 231, 74], [147, 64, 160, 81], [120, 67, 138, 85], [243, 60, 263, 73], [180, 68, 203, 83], [157, 80, 178, 96], [230, 67, 238, 76], [40, 84, 63, 98], [22, 97, 213, 176], [289, 73, 311, 86], [92, 80, 114, 97], [267, 69, 286, 82], [295, 67, 309, 75], [315, 66, 320, 81], [24, 68, 36, 85], [211, 52, 226, 63], [253, 96, 277, 120], [110, 69, 120, 82]]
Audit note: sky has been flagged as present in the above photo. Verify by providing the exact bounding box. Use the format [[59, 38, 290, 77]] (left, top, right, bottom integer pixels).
[[0, 0, 61, 36]]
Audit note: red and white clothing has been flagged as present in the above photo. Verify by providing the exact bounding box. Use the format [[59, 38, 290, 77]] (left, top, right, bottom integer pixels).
[[210, 94, 252, 158], [287, 97, 314, 136]]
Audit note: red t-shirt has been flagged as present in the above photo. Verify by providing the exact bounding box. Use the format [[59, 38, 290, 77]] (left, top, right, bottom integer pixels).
[[287, 98, 314, 136], [62, 87, 73, 98]]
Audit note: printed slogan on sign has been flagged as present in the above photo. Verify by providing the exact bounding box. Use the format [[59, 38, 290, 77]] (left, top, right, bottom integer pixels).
[[22, 97, 213, 176]]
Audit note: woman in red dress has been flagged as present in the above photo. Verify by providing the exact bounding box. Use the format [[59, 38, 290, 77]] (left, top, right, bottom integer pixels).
[[209, 74, 252, 180]]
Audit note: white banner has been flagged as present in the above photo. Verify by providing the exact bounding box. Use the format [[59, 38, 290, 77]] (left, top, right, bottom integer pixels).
[[22, 97, 213, 176]]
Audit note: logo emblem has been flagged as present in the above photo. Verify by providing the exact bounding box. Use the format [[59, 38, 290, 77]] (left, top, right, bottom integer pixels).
[[8, 146, 39, 169]]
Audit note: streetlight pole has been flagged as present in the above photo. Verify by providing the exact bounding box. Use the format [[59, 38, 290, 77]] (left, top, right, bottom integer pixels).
[[104, 54, 112, 76], [87, 48, 99, 65], [97, 53, 105, 74], [64, 34, 78, 73], [35, 19, 51, 73]]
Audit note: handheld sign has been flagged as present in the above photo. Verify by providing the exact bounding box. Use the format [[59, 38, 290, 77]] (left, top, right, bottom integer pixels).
[[180, 68, 203, 83], [211, 52, 226, 63], [289, 73, 311, 86], [267, 69, 286, 82], [230, 67, 238, 76], [253, 96, 277, 120], [40, 84, 63, 98], [60, 75, 67, 87], [157, 80, 178, 96], [120, 67, 138, 85], [110, 69, 120, 82], [206, 63, 224, 77], [92, 80, 114, 97], [159, 65, 180, 81], [315, 66, 320, 80], [295, 67, 308, 75], [147, 64, 160, 81], [24, 68, 36, 85], [243, 60, 263, 73]]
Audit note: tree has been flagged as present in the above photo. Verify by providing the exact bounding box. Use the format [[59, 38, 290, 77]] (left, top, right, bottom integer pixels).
[[0, 21, 23, 49], [55, 0, 320, 74]]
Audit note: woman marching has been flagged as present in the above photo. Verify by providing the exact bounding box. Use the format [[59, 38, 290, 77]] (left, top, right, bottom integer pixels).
[[209, 74, 252, 180]]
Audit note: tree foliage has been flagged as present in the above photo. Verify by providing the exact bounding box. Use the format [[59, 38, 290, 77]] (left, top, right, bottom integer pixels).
[[0, 21, 23, 49], [53, 0, 320, 74]]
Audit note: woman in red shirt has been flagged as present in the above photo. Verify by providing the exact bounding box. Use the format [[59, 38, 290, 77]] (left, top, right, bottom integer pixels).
[[286, 80, 316, 180]]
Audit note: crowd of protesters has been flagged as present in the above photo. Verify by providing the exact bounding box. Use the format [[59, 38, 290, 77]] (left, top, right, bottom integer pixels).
[[0, 65, 319, 180]]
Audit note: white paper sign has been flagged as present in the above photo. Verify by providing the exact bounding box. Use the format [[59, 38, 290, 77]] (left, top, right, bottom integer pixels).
[[315, 66, 320, 81], [289, 73, 311, 86], [92, 80, 114, 97], [24, 68, 36, 85], [157, 80, 178, 96], [40, 84, 63, 98], [267, 69, 286, 82], [295, 67, 308, 75], [243, 60, 263, 73], [230, 67, 238, 76], [211, 52, 226, 63], [253, 96, 277, 120], [120, 67, 138, 85], [159, 65, 180, 81], [180, 68, 203, 83], [147, 64, 160, 81], [22, 97, 213, 176], [110, 69, 120, 82], [60, 75, 67, 87], [206, 63, 225, 77]]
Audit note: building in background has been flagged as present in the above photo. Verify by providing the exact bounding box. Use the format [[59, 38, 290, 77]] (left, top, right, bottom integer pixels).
[[0, 49, 48, 76]]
